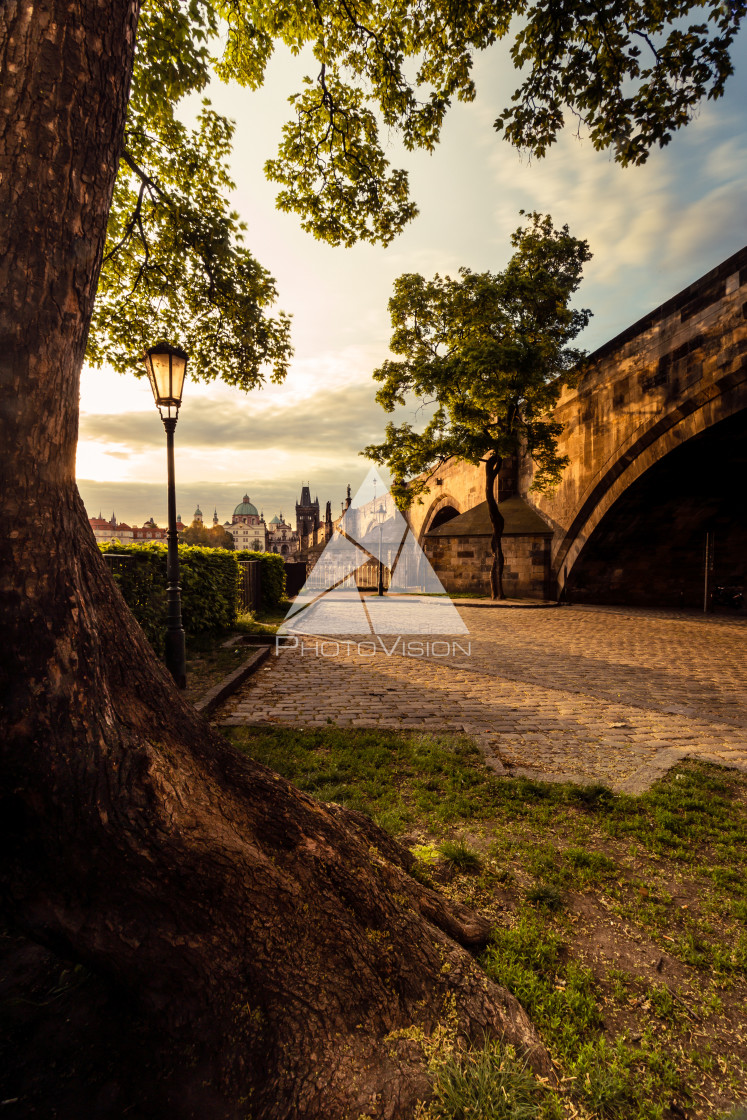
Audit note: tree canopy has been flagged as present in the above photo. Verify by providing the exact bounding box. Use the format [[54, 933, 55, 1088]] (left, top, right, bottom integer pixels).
[[364, 211, 591, 595], [179, 520, 234, 547], [87, 0, 744, 385], [366, 212, 591, 498]]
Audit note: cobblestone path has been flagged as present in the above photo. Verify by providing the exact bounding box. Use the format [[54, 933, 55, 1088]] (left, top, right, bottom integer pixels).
[[218, 605, 747, 792]]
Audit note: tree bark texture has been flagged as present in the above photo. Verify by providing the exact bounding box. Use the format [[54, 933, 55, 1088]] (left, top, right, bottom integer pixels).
[[0, 2, 548, 1114], [485, 457, 505, 600]]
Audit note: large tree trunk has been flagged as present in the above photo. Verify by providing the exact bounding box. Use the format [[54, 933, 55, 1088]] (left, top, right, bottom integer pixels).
[[0, 1, 549, 1114], [485, 456, 505, 600]]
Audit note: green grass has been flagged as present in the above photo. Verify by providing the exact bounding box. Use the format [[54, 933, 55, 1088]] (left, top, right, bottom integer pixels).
[[525, 882, 564, 911], [234, 603, 291, 634], [227, 725, 747, 1118], [482, 913, 680, 1118], [427, 1042, 561, 1119], [438, 839, 482, 872], [182, 605, 292, 701], [228, 727, 493, 833]]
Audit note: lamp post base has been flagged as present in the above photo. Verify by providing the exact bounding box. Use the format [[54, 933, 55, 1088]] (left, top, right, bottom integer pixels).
[[165, 627, 187, 689]]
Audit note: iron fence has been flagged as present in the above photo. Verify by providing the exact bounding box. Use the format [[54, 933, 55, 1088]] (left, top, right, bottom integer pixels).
[[238, 560, 262, 612]]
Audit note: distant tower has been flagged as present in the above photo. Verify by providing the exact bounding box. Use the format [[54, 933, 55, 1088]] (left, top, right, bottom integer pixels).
[[325, 500, 331, 525], [194, 505, 203, 525], [345, 484, 352, 510], [213, 508, 219, 526], [295, 481, 320, 538]]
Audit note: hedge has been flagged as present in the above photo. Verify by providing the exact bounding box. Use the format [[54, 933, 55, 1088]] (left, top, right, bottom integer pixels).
[[234, 550, 287, 607], [99, 542, 240, 655]]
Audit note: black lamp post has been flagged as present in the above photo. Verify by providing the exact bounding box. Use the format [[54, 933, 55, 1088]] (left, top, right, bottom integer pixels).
[[142, 342, 188, 689], [376, 501, 386, 596]]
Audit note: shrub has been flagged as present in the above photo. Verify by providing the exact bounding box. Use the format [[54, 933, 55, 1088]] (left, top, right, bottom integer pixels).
[[99, 542, 169, 654], [178, 545, 240, 632], [99, 542, 240, 654], [234, 550, 287, 607]]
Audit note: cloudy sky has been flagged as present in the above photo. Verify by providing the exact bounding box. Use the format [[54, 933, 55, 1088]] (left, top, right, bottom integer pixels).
[[77, 29, 747, 528]]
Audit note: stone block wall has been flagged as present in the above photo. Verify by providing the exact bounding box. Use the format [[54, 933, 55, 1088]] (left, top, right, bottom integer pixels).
[[424, 534, 551, 599]]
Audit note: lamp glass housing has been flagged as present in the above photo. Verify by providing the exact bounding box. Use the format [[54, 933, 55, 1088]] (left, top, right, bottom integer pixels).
[[143, 343, 188, 417]]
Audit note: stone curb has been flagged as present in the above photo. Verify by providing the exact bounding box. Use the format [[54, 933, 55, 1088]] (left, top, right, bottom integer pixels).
[[612, 748, 691, 795], [473, 747, 747, 795], [611, 748, 747, 796], [194, 646, 272, 717], [221, 632, 279, 649], [455, 599, 559, 609]]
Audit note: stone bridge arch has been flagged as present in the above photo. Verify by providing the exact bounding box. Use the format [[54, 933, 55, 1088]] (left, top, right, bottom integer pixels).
[[404, 492, 463, 545], [415, 494, 462, 544], [563, 403, 747, 605], [402, 246, 747, 604], [550, 372, 747, 595], [527, 246, 747, 601]]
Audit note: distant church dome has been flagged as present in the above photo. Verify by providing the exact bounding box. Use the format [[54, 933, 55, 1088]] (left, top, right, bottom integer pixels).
[[233, 494, 259, 517], [269, 514, 282, 525]]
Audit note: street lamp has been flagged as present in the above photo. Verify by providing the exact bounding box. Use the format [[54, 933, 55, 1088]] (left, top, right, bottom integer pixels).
[[375, 500, 386, 596], [142, 342, 188, 689]]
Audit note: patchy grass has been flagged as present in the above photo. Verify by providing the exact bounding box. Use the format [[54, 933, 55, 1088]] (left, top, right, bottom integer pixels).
[[424, 1041, 561, 1119], [229, 725, 747, 1118], [438, 839, 482, 873], [183, 631, 249, 703], [182, 605, 289, 703], [234, 604, 290, 634]]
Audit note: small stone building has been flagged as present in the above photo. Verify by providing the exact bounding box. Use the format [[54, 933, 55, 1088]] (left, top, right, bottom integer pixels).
[[424, 495, 553, 599]]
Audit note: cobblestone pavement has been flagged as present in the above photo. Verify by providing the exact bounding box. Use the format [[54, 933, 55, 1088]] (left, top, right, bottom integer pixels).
[[218, 605, 747, 792]]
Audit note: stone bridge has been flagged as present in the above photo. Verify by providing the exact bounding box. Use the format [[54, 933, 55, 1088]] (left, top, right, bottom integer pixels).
[[407, 247, 747, 606]]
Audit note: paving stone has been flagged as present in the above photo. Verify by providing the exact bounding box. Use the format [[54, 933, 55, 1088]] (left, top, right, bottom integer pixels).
[[216, 606, 747, 791]]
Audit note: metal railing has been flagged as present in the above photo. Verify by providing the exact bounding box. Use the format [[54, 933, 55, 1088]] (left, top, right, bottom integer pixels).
[[238, 560, 262, 612]]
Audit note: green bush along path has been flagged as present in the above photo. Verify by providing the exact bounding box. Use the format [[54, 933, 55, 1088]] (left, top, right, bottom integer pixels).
[[98, 542, 286, 655]]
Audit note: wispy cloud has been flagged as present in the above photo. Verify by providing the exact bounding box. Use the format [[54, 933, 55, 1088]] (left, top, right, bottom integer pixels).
[[80, 380, 400, 457], [483, 85, 747, 345]]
